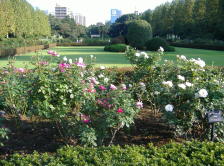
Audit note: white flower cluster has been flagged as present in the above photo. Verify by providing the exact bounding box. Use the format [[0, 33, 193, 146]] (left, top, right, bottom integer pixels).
[[176, 55, 187, 61], [190, 58, 206, 68], [135, 52, 149, 59], [165, 104, 174, 112], [162, 81, 173, 88], [177, 75, 185, 81], [158, 46, 164, 52], [195, 89, 208, 98]]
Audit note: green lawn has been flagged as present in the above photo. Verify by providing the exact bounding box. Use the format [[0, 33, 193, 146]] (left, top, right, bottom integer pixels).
[[0, 46, 224, 68]]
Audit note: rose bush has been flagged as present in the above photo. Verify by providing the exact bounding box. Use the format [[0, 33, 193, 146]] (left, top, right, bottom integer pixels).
[[126, 47, 224, 141], [0, 50, 142, 146]]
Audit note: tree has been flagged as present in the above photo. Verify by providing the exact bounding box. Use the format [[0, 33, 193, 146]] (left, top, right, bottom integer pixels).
[[126, 20, 152, 49], [108, 13, 140, 38], [141, 9, 153, 24]]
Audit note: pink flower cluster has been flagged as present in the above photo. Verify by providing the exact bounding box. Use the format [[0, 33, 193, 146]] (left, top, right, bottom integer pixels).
[[75, 57, 86, 68], [117, 108, 124, 113], [84, 83, 96, 93], [99, 85, 107, 91], [136, 101, 143, 109], [47, 50, 60, 57], [15, 68, 26, 73], [110, 84, 117, 90], [58, 63, 71, 72], [81, 114, 91, 123], [97, 98, 113, 109]]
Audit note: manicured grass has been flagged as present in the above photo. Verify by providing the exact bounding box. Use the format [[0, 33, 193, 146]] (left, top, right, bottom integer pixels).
[[163, 47, 224, 66], [0, 46, 224, 68]]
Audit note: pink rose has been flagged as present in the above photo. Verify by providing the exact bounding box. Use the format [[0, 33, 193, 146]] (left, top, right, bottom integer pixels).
[[110, 84, 117, 90], [117, 108, 124, 113]]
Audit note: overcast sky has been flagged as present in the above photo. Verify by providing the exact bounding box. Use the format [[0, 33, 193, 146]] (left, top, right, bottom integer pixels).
[[27, 0, 172, 26]]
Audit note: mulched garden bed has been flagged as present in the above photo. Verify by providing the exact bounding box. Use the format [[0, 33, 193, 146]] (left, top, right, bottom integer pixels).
[[0, 107, 182, 159]]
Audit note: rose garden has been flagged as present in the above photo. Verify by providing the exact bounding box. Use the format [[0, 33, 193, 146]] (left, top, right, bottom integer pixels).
[[1, 0, 224, 165]]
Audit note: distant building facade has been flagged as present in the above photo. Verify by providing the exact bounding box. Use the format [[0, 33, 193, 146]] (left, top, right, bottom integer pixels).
[[55, 5, 67, 19], [75, 14, 86, 26], [110, 9, 122, 23]]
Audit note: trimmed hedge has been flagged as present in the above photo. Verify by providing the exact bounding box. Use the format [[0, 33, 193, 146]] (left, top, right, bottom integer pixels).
[[1, 141, 224, 165], [146, 37, 175, 52], [170, 42, 224, 51], [0, 43, 56, 57], [104, 44, 127, 52]]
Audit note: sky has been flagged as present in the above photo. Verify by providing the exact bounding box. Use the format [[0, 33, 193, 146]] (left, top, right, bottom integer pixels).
[[27, 0, 172, 26]]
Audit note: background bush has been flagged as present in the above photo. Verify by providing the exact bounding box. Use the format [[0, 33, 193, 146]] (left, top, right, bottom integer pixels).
[[126, 20, 152, 49], [104, 44, 127, 52], [145, 37, 175, 52], [1, 141, 224, 165]]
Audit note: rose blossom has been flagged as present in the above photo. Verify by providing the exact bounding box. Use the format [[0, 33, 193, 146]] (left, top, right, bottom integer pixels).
[[198, 89, 208, 98], [178, 83, 186, 89], [162, 81, 173, 88], [121, 84, 127, 90], [110, 84, 117, 90], [177, 75, 185, 81], [136, 101, 143, 109], [165, 104, 174, 112], [99, 85, 107, 91], [117, 108, 124, 113]]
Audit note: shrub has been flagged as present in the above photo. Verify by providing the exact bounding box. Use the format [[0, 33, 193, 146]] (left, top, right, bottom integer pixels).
[[126, 20, 152, 49], [104, 44, 127, 52], [0, 52, 141, 146], [1, 141, 224, 165], [110, 36, 126, 44], [126, 47, 224, 141], [83, 38, 109, 46], [145, 37, 175, 52]]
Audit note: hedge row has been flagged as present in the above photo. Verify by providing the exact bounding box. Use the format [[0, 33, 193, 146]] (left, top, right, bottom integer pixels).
[[170, 42, 224, 51], [104, 44, 127, 52], [0, 43, 56, 57], [1, 141, 224, 165]]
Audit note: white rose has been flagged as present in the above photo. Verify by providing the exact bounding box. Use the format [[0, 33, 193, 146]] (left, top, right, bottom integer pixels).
[[63, 56, 67, 61], [162, 81, 173, 88], [158, 46, 164, 52], [198, 89, 208, 98], [178, 83, 186, 89], [177, 75, 185, 81], [135, 53, 140, 57], [154, 91, 160, 95], [165, 104, 174, 112], [185, 82, 193, 87], [78, 57, 83, 63], [180, 55, 187, 61], [70, 94, 74, 99], [68, 59, 73, 64], [100, 66, 106, 70]]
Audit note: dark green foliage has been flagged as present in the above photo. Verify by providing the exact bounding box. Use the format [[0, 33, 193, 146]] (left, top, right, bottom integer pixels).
[[142, 0, 224, 40], [49, 15, 86, 40], [126, 20, 152, 49], [146, 37, 175, 52], [108, 14, 140, 38], [171, 39, 224, 51], [104, 44, 127, 52], [1, 141, 224, 165], [111, 36, 126, 44]]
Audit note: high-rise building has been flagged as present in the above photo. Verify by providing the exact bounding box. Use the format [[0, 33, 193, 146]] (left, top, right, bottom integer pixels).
[[110, 9, 122, 23], [55, 4, 67, 19], [75, 14, 86, 26]]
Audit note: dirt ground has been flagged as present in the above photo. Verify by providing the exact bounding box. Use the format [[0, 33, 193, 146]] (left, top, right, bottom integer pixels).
[[0, 107, 182, 159]]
